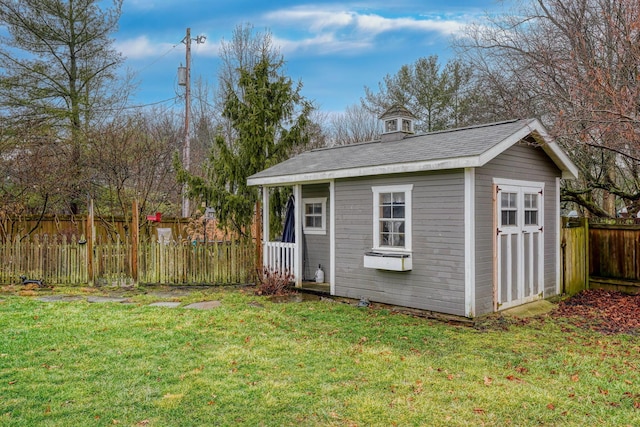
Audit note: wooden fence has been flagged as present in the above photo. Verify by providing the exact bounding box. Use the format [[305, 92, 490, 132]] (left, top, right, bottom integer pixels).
[[562, 217, 640, 294], [0, 235, 257, 287], [0, 214, 193, 244]]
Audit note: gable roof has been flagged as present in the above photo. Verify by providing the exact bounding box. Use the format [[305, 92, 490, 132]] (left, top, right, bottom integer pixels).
[[247, 118, 579, 187]]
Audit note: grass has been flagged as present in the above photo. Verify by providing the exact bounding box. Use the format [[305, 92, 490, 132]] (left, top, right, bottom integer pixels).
[[0, 286, 639, 426]]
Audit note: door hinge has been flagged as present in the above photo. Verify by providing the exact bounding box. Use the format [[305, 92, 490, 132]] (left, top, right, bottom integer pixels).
[[496, 228, 502, 235], [539, 226, 543, 232], [539, 189, 543, 196]]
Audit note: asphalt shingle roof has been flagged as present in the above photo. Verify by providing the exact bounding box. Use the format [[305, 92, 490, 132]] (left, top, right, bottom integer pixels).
[[249, 119, 536, 182]]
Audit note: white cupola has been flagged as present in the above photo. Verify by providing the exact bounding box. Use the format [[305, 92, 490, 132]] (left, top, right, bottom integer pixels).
[[379, 104, 416, 142]]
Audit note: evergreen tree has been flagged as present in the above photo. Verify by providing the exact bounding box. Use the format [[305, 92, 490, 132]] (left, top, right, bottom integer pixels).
[[0, 0, 126, 214], [178, 55, 313, 235]]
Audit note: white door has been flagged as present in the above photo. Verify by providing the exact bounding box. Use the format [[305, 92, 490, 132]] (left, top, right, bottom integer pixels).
[[495, 181, 544, 310]]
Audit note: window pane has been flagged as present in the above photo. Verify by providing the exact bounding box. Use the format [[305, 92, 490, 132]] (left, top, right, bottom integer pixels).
[[392, 205, 405, 218], [525, 211, 538, 226], [502, 210, 517, 226], [381, 193, 392, 204], [381, 233, 390, 246], [392, 192, 405, 204], [381, 206, 391, 219], [501, 192, 517, 208]]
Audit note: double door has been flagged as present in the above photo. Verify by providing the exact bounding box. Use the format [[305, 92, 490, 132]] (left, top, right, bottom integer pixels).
[[495, 181, 544, 310]]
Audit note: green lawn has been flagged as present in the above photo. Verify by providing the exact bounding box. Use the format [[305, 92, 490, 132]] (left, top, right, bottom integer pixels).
[[0, 286, 639, 426]]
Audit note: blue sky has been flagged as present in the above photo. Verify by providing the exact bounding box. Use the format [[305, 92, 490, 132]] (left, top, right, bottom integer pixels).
[[115, 1, 506, 113]]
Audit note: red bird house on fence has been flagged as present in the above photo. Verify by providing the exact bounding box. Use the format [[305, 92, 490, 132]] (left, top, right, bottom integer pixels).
[[146, 212, 162, 222]]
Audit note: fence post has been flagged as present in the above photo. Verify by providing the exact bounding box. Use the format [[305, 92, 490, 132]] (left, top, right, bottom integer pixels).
[[584, 218, 589, 290], [132, 199, 139, 286], [87, 199, 94, 286]]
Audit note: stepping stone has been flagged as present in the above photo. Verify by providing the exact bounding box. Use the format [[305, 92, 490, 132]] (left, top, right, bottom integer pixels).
[[87, 296, 129, 303], [148, 301, 182, 308], [38, 295, 84, 302], [183, 300, 221, 310]]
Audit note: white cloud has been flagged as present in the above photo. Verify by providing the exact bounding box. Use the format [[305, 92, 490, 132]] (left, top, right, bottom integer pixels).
[[272, 33, 370, 55], [355, 14, 464, 36], [261, 6, 471, 56], [115, 35, 174, 59], [265, 9, 355, 32], [116, 34, 218, 60]]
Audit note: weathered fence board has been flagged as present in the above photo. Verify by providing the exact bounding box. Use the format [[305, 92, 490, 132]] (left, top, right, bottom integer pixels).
[[0, 236, 257, 286], [561, 218, 587, 295], [561, 218, 640, 294]]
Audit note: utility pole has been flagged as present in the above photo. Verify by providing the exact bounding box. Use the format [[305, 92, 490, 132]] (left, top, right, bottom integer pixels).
[[181, 28, 191, 218], [180, 28, 206, 218]]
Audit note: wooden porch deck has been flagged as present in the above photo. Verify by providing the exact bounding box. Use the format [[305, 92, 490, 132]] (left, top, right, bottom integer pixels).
[[297, 281, 330, 295]]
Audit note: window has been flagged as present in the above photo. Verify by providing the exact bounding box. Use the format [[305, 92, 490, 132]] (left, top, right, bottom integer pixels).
[[524, 193, 538, 225], [402, 119, 412, 132], [302, 198, 326, 235], [385, 119, 397, 132], [501, 192, 517, 226], [372, 185, 413, 251]]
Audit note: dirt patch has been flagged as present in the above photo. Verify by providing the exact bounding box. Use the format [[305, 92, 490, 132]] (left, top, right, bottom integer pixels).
[[551, 289, 640, 335]]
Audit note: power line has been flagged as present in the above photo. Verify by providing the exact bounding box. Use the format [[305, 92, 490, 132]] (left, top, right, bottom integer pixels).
[[136, 39, 183, 74], [121, 96, 180, 110]]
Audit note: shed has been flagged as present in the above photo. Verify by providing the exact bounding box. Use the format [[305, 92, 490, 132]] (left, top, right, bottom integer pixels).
[[247, 110, 578, 317]]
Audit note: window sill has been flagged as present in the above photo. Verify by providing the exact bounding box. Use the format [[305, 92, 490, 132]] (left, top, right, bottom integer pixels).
[[303, 228, 326, 235], [363, 251, 412, 271]]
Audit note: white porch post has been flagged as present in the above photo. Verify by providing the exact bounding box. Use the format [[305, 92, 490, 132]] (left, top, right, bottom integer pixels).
[[293, 184, 303, 286], [262, 187, 270, 270], [329, 179, 335, 295]]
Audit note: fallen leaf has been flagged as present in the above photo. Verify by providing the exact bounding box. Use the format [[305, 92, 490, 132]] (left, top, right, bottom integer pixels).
[[136, 420, 150, 426], [473, 408, 485, 414], [547, 403, 555, 410], [571, 374, 579, 382]]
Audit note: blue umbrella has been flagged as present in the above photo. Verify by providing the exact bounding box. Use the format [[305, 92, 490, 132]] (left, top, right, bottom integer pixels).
[[282, 196, 295, 243]]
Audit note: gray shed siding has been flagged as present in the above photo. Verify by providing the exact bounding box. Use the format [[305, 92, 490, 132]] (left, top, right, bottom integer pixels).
[[301, 184, 330, 281], [334, 171, 467, 316], [474, 143, 561, 315]]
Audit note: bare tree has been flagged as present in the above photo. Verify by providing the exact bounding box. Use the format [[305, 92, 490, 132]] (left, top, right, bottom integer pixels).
[[87, 109, 182, 219], [456, 0, 640, 217], [328, 104, 381, 146]]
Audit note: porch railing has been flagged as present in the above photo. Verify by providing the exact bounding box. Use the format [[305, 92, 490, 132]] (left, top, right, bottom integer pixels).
[[263, 241, 296, 278]]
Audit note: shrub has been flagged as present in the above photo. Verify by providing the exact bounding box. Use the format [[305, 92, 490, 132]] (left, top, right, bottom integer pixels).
[[255, 267, 294, 296]]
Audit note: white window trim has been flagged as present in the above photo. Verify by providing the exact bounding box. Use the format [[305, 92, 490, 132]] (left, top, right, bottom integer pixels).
[[372, 184, 413, 252], [302, 197, 326, 235]]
